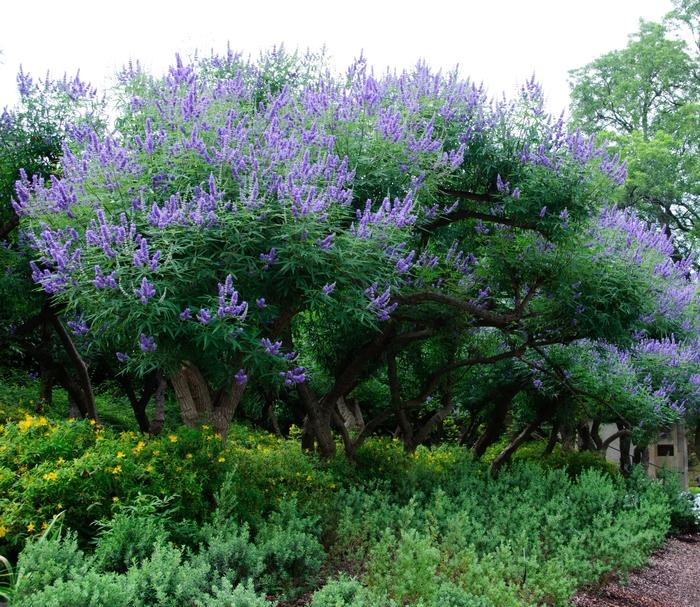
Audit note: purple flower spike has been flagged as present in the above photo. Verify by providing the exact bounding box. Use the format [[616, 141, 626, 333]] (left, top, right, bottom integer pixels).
[[261, 337, 282, 355], [322, 282, 336, 295], [116, 352, 130, 362], [197, 308, 212, 324], [139, 334, 157, 352], [256, 298, 267, 309], [180, 307, 192, 320], [532, 378, 543, 390], [135, 277, 156, 304], [280, 366, 306, 386], [539, 206, 547, 218], [234, 368, 248, 385], [316, 233, 335, 250]]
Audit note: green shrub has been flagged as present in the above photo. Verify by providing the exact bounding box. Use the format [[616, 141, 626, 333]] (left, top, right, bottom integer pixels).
[[13, 529, 89, 599], [256, 504, 326, 599], [191, 520, 263, 589], [196, 580, 270, 607], [13, 569, 128, 607], [310, 576, 368, 607]]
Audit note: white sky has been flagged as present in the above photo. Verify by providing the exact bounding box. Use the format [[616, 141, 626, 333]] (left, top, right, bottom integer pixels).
[[0, 0, 672, 115]]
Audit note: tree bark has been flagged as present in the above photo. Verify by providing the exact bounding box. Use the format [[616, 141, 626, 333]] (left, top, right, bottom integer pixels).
[[49, 311, 97, 419], [490, 405, 550, 475], [170, 368, 201, 427], [297, 383, 336, 458], [472, 384, 520, 457], [211, 381, 246, 439], [150, 373, 167, 435]]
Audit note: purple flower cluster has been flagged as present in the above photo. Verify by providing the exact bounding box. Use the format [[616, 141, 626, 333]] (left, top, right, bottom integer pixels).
[[217, 275, 248, 320], [280, 367, 306, 386], [365, 283, 398, 321]]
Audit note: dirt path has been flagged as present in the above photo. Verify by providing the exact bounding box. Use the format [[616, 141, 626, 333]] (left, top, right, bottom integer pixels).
[[571, 534, 700, 607]]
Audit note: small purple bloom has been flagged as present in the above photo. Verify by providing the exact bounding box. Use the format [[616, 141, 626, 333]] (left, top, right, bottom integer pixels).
[[280, 366, 306, 386], [322, 282, 336, 296], [180, 307, 192, 320], [511, 188, 521, 200], [539, 206, 547, 218], [316, 233, 335, 250], [261, 337, 282, 356], [135, 277, 156, 304], [139, 334, 157, 352], [197, 308, 212, 324], [256, 298, 267, 309], [116, 352, 130, 363], [67, 319, 89, 336], [234, 368, 248, 385], [532, 378, 543, 390]]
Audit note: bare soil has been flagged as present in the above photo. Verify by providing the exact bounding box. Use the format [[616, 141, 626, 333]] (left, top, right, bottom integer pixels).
[[571, 534, 700, 607]]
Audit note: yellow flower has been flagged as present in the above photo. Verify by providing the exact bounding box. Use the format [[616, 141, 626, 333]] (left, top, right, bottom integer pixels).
[[217, 456, 226, 463], [116, 451, 125, 459], [18, 414, 33, 432], [26, 522, 35, 533], [111, 465, 122, 475], [112, 496, 120, 502], [56, 503, 63, 510], [153, 450, 160, 456], [0, 525, 8, 538], [186, 453, 193, 459], [133, 441, 146, 453], [43, 471, 58, 482], [305, 474, 313, 482], [145, 464, 154, 473], [41, 521, 48, 530], [201, 424, 210, 431], [37, 416, 48, 427], [168, 435, 178, 443], [89, 419, 96, 426], [57, 457, 65, 465]]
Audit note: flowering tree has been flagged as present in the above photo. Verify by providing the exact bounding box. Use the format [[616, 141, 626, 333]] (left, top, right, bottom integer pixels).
[[1, 69, 105, 417], [14, 49, 700, 459]]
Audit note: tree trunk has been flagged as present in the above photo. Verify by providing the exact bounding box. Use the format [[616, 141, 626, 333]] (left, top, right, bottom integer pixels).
[[472, 384, 520, 457], [211, 382, 246, 440], [490, 407, 550, 475], [694, 417, 700, 460], [150, 373, 167, 435], [49, 311, 97, 419], [170, 368, 203, 427], [297, 383, 336, 458], [617, 422, 632, 476], [544, 422, 559, 455]]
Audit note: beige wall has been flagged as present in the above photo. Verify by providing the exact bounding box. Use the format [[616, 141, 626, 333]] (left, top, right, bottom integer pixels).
[[597, 422, 688, 489]]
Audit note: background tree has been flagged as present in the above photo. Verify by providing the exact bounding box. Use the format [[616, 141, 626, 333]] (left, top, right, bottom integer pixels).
[[569, 17, 700, 251]]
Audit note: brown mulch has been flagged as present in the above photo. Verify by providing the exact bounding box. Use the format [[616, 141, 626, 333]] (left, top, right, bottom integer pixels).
[[571, 534, 700, 607]]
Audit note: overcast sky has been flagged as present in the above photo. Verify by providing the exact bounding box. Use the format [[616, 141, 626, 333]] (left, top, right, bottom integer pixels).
[[0, 0, 672, 115]]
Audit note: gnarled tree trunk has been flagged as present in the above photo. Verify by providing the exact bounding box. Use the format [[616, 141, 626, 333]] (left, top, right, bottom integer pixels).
[[170, 363, 245, 438]]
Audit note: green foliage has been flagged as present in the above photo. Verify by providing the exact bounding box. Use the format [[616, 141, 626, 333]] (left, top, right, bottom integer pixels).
[[256, 503, 326, 599], [0, 413, 680, 607], [483, 439, 620, 478], [13, 529, 89, 600], [655, 469, 700, 533]]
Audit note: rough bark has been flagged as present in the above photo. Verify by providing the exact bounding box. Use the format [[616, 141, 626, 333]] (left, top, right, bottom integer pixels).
[[211, 382, 246, 439], [297, 383, 336, 458], [170, 368, 201, 427]]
